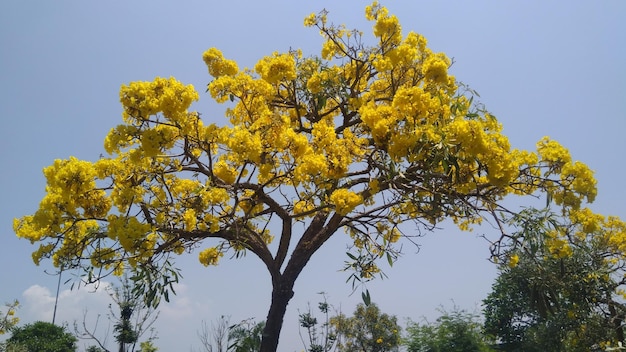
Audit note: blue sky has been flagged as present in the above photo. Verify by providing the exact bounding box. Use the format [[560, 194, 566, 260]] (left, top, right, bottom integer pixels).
[[1, 1, 625, 351]]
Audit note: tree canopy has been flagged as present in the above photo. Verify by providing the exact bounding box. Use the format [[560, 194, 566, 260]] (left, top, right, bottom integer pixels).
[[6, 321, 77, 352], [14, 2, 614, 351], [405, 306, 494, 352], [484, 208, 626, 351], [331, 303, 401, 352]]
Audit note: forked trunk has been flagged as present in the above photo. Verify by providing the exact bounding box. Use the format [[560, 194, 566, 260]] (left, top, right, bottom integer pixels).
[[257, 212, 338, 351]]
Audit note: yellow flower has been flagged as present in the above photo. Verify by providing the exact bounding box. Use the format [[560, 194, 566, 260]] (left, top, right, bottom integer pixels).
[[329, 189, 363, 216], [423, 53, 450, 84], [202, 48, 239, 77], [508, 254, 520, 268], [255, 52, 297, 84], [304, 13, 317, 26], [199, 247, 223, 266], [213, 160, 238, 184]]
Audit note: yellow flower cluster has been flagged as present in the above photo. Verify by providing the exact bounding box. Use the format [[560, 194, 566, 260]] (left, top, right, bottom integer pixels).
[[545, 229, 573, 258], [536, 137, 597, 208], [108, 215, 152, 251], [423, 53, 450, 84], [213, 159, 238, 184], [254, 51, 297, 84], [202, 48, 239, 77], [537, 136, 571, 164], [329, 189, 363, 216], [508, 254, 520, 268], [293, 199, 315, 219], [14, 157, 110, 256], [119, 76, 199, 124], [0, 300, 20, 335], [198, 246, 223, 266]]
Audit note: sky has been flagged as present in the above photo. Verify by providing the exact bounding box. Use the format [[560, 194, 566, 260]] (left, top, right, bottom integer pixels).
[[1, 1, 625, 351]]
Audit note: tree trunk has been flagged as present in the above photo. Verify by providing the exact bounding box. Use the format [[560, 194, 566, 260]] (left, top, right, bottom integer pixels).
[[257, 211, 340, 351], [259, 277, 295, 352]]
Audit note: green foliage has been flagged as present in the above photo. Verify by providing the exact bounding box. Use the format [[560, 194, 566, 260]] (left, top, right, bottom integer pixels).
[[297, 293, 337, 352], [483, 252, 621, 351], [404, 306, 494, 352], [0, 300, 19, 335], [6, 321, 77, 352], [130, 259, 180, 309], [139, 341, 158, 352], [114, 300, 139, 347], [0, 342, 28, 352], [331, 303, 401, 352], [483, 208, 626, 351], [74, 275, 159, 352], [228, 319, 264, 352]]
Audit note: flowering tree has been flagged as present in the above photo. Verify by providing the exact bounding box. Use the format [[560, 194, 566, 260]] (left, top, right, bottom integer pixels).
[[331, 303, 401, 352], [0, 300, 19, 335], [484, 208, 626, 350], [14, 3, 607, 351]]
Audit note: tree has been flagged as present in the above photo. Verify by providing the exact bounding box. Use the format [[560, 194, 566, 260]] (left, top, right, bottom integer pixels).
[[227, 319, 264, 352], [6, 321, 77, 352], [331, 303, 401, 352], [0, 300, 19, 335], [194, 316, 264, 352], [297, 293, 337, 352], [138, 341, 158, 352], [0, 342, 28, 352], [196, 315, 231, 352], [14, 2, 605, 351], [483, 207, 626, 351], [75, 276, 159, 352], [405, 306, 494, 352]]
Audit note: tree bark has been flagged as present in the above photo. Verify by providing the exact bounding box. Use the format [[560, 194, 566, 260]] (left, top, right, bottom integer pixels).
[[257, 212, 341, 352], [259, 277, 295, 352]]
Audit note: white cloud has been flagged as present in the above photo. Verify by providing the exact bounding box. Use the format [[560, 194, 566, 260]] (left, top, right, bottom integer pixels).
[[21, 281, 113, 326], [17, 280, 217, 351]]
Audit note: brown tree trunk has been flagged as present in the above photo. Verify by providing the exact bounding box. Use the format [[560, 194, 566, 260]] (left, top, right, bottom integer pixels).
[[257, 212, 340, 351], [259, 277, 295, 352]]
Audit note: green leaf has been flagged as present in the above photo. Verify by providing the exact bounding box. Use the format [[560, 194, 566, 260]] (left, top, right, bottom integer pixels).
[[442, 159, 450, 175], [362, 289, 371, 306], [346, 252, 358, 260], [386, 252, 394, 267], [146, 291, 154, 306]]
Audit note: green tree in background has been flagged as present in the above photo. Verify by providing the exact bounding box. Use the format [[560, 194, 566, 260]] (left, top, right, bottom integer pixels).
[[404, 306, 494, 352], [331, 303, 401, 352], [5, 321, 77, 352], [195, 315, 231, 352], [138, 341, 158, 352], [75, 276, 159, 352], [297, 293, 337, 352], [227, 319, 264, 352], [483, 208, 626, 351]]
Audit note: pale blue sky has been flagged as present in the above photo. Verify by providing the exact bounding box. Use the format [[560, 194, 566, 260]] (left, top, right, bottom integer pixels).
[[1, 1, 625, 351]]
